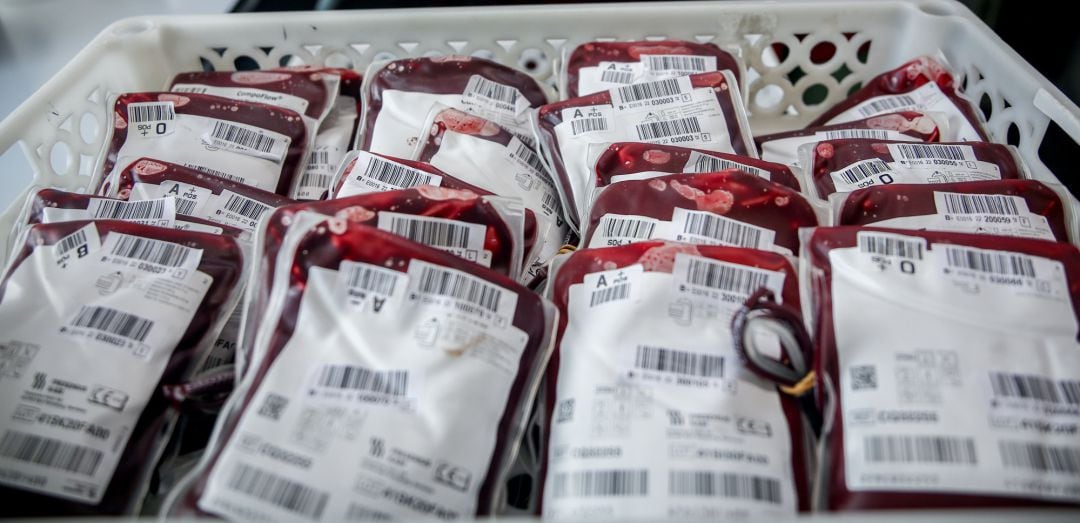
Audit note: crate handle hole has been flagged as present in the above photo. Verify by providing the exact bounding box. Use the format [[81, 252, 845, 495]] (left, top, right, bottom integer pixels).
[[918, 1, 958, 16]]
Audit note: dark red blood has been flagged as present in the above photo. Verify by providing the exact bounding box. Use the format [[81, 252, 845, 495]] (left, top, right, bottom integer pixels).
[[359, 56, 549, 151], [836, 179, 1070, 241], [754, 110, 942, 151], [114, 157, 294, 208], [593, 142, 802, 191], [539, 242, 812, 512], [332, 153, 488, 198], [585, 170, 818, 252], [807, 226, 1080, 510], [177, 222, 550, 518], [170, 70, 333, 124], [808, 56, 989, 140], [100, 93, 308, 197], [565, 40, 742, 98], [0, 220, 244, 516], [809, 139, 1024, 198]]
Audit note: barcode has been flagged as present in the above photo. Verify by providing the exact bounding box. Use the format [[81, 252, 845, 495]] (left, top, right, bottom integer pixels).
[[999, 441, 1080, 475], [644, 55, 709, 72], [600, 69, 634, 84], [836, 159, 891, 184], [857, 233, 924, 260], [298, 172, 332, 192], [571, 117, 609, 135], [0, 431, 103, 476], [385, 215, 475, 249], [616, 78, 685, 103], [541, 190, 559, 213], [669, 471, 781, 504], [636, 116, 702, 141], [939, 193, 1021, 215], [989, 372, 1080, 405], [590, 283, 630, 307], [183, 163, 247, 184], [464, 75, 519, 108], [820, 129, 892, 140], [227, 463, 328, 519], [598, 215, 656, 240], [223, 194, 271, 221], [856, 94, 919, 117], [174, 198, 197, 216], [70, 305, 154, 342], [92, 199, 168, 221], [209, 120, 278, 154], [687, 154, 766, 177], [416, 264, 503, 313], [346, 504, 393, 521], [306, 150, 330, 169], [362, 157, 436, 188], [864, 435, 977, 464], [684, 258, 771, 296], [315, 364, 409, 396], [56, 230, 88, 256], [682, 212, 763, 248], [551, 469, 648, 498], [635, 345, 724, 378], [892, 143, 967, 161], [127, 101, 175, 123], [943, 246, 1036, 278], [109, 234, 194, 267], [172, 85, 209, 94], [512, 142, 546, 173], [343, 263, 399, 296]]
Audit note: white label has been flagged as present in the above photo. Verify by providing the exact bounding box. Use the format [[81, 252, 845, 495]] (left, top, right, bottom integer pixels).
[[198, 260, 527, 521], [376, 212, 493, 268], [0, 224, 212, 503], [830, 232, 1080, 502], [828, 152, 1002, 194], [125, 102, 176, 139], [460, 75, 531, 124], [609, 76, 694, 109], [867, 191, 1056, 241], [543, 256, 795, 520], [588, 209, 780, 254], [827, 82, 983, 141], [132, 183, 271, 234], [576, 55, 718, 97], [336, 152, 444, 198], [40, 197, 176, 229], [111, 111, 290, 192], [683, 151, 769, 179]]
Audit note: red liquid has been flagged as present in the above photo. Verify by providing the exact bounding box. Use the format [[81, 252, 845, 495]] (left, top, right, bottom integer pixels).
[[593, 141, 802, 191]]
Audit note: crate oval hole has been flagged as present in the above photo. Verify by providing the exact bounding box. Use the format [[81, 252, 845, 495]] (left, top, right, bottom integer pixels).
[[50, 141, 73, 175], [518, 48, 549, 76], [79, 113, 100, 145]]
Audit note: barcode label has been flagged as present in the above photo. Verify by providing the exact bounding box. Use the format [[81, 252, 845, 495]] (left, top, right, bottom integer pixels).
[[511, 141, 546, 174], [70, 305, 154, 342], [635, 116, 702, 141], [682, 257, 774, 296], [818, 129, 893, 140], [571, 117, 609, 135], [89, 198, 171, 222], [857, 232, 925, 260], [0, 431, 103, 476], [182, 163, 248, 185], [227, 463, 328, 519], [669, 471, 781, 504], [414, 262, 507, 315], [943, 246, 1037, 278], [936, 192, 1023, 216], [174, 197, 198, 216], [863, 435, 977, 464], [615, 78, 687, 103], [306, 150, 330, 169], [361, 156, 438, 188], [342, 261, 401, 296], [679, 211, 767, 249], [551, 469, 648, 498], [600, 69, 635, 84], [856, 94, 919, 117], [988, 372, 1080, 405], [540, 190, 559, 215], [56, 229, 88, 256], [204, 120, 287, 162], [222, 194, 271, 221], [635, 345, 724, 378], [643, 55, 712, 73], [462, 75, 521, 114], [379, 213, 482, 250], [314, 365, 409, 396], [597, 215, 657, 241], [684, 151, 769, 178], [127, 101, 175, 123], [590, 283, 631, 307], [107, 233, 197, 268], [890, 143, 974, 162], [835, 159, 891, 185], [172, 85, 208, 94], [999, 441, 1080, 474]]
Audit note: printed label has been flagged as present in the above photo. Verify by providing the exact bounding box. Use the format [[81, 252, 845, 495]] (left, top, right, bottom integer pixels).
[[336, 152, 444, 198], [40, 197, 176, 228], [683, 151, 769, 179], [131, 182, 273, 235], [588, 210, 781, 254], [868, 191, 1057, 241], [172, 84, 310, 116], [576, 55, 719, 97], [376, 213, 493, 268], [201, 119, 290, 163], [829, 150, 1003, 194]]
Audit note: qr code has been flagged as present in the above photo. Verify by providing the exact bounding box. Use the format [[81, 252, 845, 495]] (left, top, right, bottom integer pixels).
[[556, 399, 574, 423], [257, 393, 289, 420], [850, 365, 877, 390]]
